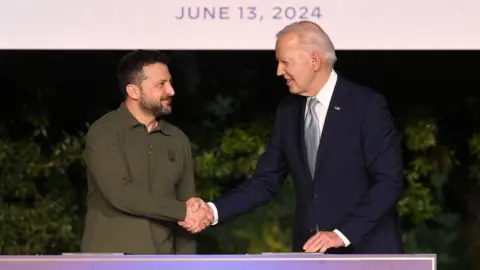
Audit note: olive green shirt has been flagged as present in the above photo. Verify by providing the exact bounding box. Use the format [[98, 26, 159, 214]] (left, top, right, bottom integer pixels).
[[81, 103, 196, 254]]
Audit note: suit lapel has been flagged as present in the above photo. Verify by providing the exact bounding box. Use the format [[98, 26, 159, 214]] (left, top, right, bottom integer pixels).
[[314, 77, 348, 178]]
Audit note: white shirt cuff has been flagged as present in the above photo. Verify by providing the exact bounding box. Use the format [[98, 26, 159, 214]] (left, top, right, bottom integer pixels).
[[207, 202, 219, 225], [333, 229, 351, 247]]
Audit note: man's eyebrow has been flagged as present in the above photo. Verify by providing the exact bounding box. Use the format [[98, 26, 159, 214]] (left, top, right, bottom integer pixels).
[[155, 78, 171, 84]]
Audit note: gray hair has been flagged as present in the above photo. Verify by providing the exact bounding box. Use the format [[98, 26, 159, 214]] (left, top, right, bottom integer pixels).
[[276, 20, 337, 67]]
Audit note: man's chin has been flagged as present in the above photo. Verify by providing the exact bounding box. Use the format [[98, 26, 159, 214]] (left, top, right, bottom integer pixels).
[[289, 87, 302, 94], [147, 106, 171, 118], [157, 108, 172, 117], [289, 87, 312, 97]]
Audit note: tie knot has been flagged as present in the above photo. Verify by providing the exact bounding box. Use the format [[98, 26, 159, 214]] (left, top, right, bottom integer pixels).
[[308, 97, 319, 111]]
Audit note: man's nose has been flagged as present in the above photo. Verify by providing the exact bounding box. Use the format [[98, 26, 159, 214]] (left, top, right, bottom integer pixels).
[[276, 64, 285, 76], [166, 83, 175, 96]]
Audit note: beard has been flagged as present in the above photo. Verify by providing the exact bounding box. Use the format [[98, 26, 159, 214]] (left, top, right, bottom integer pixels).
[[139, 94, 172, 118]]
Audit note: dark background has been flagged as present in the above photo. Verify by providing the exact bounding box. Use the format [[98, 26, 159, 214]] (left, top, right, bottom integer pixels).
[[0, 49, 479, 269]]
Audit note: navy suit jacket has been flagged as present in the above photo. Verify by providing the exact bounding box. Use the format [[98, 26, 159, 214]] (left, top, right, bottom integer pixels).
[[212, 75, 404, 254]]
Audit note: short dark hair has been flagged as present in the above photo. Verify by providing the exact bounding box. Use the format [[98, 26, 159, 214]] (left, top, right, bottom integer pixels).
[[116, 50, 170, 98]]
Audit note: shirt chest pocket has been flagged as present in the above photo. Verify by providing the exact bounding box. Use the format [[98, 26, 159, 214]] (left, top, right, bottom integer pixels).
[[151, 146, 183, 193]]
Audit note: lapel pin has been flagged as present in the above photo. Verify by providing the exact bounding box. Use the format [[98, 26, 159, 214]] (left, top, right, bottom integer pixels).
[[334, 106, 341, 111]]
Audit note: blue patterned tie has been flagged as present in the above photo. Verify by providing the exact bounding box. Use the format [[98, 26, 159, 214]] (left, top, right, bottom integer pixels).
[[305, 98, 320, 178]]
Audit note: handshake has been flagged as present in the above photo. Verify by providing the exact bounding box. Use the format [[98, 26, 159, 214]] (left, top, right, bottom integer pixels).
[[178, 197, 214, 233]]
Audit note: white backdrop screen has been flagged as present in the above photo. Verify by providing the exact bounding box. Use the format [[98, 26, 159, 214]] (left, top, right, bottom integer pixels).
[[1, 0, 479, 50]]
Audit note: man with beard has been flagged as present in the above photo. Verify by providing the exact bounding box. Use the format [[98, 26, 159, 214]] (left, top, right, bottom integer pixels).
[[81, 50, 211, 254]]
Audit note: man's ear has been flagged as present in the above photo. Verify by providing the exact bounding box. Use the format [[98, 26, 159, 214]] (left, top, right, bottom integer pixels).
[[311, 51, 322, 72], [125, 84, 140, 100]]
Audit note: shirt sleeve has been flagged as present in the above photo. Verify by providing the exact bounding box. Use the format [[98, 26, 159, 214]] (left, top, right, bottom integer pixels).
[[174, 137, 197, 254]]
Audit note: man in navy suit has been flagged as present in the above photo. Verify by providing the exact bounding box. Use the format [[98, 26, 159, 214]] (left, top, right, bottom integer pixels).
[[180, 20, 404, 254]]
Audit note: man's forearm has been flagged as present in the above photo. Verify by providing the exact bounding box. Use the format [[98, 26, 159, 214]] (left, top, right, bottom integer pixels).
[[209, 111, 289, 223], [93, 173, 187, 221]]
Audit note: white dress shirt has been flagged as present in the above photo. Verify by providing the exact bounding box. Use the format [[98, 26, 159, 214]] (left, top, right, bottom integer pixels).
[[207, 70, 351, 247]]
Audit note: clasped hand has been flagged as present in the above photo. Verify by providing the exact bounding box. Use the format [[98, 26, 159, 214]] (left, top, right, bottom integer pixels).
[[178, 197, 214, 233]]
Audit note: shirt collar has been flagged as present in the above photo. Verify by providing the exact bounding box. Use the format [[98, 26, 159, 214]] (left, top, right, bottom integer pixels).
[[117, 103, 171, 135], [311, 69, 338, 106]]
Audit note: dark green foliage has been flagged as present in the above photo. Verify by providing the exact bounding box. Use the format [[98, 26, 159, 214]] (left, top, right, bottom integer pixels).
[[0, 98, 473, 269]]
